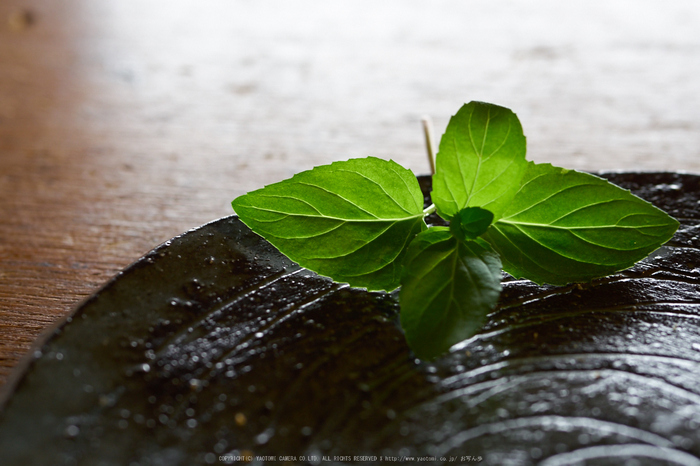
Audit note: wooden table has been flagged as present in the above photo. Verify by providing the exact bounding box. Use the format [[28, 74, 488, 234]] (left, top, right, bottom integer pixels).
[[1, 0, 699, 388]]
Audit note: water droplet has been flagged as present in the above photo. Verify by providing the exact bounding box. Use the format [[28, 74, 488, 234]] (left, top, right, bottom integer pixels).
[[189, 379, 202, 390], [64, 425, 79, 438], [256, 430, 271, 445]]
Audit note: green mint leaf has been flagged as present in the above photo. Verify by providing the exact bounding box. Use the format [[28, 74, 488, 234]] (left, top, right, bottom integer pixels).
[[482, 162, 680, 285], [449, 206, 494, 242], [399, 227, 502, 359], [232, 157, 426, 291], [432, 101, 528, 221]]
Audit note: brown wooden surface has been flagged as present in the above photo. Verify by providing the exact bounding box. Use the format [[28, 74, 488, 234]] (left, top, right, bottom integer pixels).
[[1, 0, 699, 388]]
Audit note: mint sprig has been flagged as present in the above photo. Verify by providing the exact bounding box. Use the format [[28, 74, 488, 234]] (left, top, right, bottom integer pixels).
[[232, 101, 680, 359]]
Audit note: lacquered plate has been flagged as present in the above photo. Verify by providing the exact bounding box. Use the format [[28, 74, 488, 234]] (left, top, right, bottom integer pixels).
[[1, 173, 700, 465]]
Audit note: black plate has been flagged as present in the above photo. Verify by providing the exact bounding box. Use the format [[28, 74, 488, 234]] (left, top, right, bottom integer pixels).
[[1, 173, 700, 465]]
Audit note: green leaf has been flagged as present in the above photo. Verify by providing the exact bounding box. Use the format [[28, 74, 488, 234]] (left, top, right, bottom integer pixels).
[[232, 157, 426, 291], [399, 227, 502, 359], [432, 101, 528, 221], [449, 206, 494, 242], [482, 162, 680, 285]]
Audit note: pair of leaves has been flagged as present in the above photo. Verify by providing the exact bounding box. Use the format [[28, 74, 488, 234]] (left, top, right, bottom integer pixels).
[[232, 101, 679, 359]]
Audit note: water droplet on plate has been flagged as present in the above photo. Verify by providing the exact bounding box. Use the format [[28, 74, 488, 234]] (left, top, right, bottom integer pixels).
[[64, 425, 79, 438]]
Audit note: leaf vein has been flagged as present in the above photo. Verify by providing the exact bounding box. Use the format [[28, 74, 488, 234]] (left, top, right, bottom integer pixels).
[[253, 193, 322, 215], [385, 163, 423, 211], [503, 183, 611, 219], [489, 224, 567, 276], [334, 169, 413, 215], [409, 245, 457, 284], [482, 112, 510, 163], [466, 107, 482, 205], [242, 205, 422, 223], [509, 223, 632, 266], [500, 219, 673, 231], [294, 181, 379, 218]]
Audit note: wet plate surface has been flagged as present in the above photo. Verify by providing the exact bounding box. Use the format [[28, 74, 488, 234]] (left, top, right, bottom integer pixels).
[[2, 173, 700, 465]]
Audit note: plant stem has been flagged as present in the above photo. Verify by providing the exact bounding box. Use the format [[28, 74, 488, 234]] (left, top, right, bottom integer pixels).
[[423, 204, 436, 216], [421, 115, 437, 175]]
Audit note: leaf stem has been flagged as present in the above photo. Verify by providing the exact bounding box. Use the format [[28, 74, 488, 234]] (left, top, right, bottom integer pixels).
[[421, 115, 437, 175], [423, 204, 436, 216]]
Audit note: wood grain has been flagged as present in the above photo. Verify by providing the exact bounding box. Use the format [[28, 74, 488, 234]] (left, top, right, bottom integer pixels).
[[1, 0, 699, 388]]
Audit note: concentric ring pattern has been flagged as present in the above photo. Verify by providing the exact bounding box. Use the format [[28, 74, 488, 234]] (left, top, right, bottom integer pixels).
[[0, 173, 699, 465]]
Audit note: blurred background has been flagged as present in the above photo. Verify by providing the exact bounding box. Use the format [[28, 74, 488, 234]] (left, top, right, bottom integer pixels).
[[1, 0, 699, 385]]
